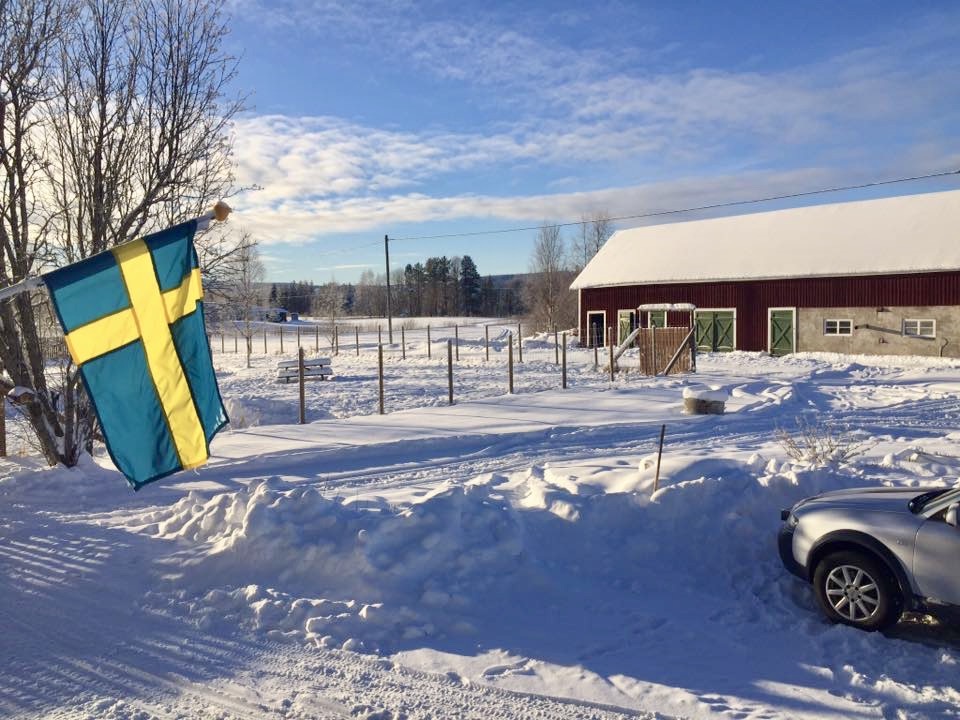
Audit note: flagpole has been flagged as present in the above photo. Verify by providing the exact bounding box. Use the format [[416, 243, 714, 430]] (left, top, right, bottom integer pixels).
[[0, 276, 45, 303], [0, 201, 232, 302]]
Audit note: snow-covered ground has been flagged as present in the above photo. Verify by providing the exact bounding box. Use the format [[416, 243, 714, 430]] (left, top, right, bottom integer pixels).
[[3, 327, 960, 719]]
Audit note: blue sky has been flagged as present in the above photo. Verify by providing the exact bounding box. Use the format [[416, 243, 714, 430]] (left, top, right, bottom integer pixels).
[[223, 0, 960, 283]]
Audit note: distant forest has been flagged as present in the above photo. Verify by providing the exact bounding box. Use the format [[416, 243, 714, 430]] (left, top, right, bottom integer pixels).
[[268, 255, 525, 318]]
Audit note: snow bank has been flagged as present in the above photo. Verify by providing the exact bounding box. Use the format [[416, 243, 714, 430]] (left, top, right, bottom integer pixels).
[[134, 449, 898, 659], [141, 478, 525, 652]]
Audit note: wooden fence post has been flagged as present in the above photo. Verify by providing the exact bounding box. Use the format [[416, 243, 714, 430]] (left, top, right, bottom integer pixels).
[[447, 340, 454, 405], [280, 326, 284, 353], [234, 333, 238, 353], [355, 326, 360, 356], [562, 332, 567, 389], [485, 324, 489, 361], [334, 325, 339, 356], [454, 324, 459, 361], [220, 333, 224, 353], [297, 326, 301, 349], [315, 325, 319, 352], [0, 397, 6, 457], [608, 326, 615, 381], [298, 347, 306, 424], [377, 344, 385, 415], [427, 325, 432, 359], [654, 424, 666, 492], [508, 331, 514, 394], [401, 327, 406, 360], [263, 328, 267, 354], [517, 323, 523, 363], [378, 325, 382, 345], [651, 326, 657, 375]]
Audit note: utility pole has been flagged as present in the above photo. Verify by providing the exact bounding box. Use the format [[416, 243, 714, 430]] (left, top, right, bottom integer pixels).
[[384, 234, 394, 344]]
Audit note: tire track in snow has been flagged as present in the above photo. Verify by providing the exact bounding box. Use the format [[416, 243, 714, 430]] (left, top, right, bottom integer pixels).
[[308, 391, 960, 496], [0, 512, 664, 719]]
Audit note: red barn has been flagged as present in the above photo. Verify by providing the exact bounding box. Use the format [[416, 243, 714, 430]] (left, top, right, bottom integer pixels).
[[571, 190, 960, 358]]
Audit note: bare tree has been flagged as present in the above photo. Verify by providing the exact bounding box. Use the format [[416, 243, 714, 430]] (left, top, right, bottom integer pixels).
[[0, 0, 79, 464], [523, 223, 577, 331], [221, 234, 263, 368], [45, 0, 242, 261], [570, 211, 613, 272], [0, 0, 242, 466], [313, 281, 345, 351]]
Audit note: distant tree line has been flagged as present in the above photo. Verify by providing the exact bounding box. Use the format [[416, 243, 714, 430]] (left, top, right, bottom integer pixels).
[[268, 254, 524, 319], [269, 281, 316, 315], [264, 210, 613, 329]]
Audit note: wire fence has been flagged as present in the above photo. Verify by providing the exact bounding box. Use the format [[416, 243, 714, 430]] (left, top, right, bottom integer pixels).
[[208, 319, 590, 366], [208, 319, 693, 369], [208, 319, 698, 424]]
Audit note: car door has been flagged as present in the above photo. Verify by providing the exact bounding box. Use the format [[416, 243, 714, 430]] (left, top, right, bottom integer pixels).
[[913, 517, 960, 605]]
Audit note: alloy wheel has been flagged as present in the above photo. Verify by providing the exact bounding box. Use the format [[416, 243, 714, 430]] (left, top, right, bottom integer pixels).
[[824, 564, 880, 623]]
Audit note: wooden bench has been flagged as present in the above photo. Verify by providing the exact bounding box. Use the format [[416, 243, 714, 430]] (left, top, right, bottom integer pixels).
[[277, 357, 333, 383]]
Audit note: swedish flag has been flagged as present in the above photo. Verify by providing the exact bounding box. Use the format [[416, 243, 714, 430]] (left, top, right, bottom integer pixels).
[[43, 220, 228, 489]]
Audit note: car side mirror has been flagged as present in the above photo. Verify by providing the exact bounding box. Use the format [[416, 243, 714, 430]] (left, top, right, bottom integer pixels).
[[946, 503, 959, 528]]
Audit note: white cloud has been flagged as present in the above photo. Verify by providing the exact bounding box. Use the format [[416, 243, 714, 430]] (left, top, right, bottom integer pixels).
[[227, 3, 960, 247], [236, 164, 928, 246]]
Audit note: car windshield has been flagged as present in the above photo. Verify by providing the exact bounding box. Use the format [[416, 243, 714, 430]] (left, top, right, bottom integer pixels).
[[910, 486, 960, 514]]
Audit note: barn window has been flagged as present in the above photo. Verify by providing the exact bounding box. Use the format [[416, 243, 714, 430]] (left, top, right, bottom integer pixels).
[[647, 310, 667, 328], [903, 319, 936, 338], [823, 319, 852, 336]]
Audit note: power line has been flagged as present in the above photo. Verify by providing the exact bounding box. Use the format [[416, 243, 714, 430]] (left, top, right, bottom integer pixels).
[[387, 168, 960, 243], [311, 239, 383, 258]]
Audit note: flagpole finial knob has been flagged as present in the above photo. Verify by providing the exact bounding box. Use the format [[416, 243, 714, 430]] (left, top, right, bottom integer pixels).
[[212, 201, 232, 222]]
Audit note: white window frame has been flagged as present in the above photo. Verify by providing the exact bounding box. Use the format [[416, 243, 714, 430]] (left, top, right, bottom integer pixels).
[[586, 310, 607, 347], [823, 318, 853, 337], [693, 308, 737, 350], [767, 307, 797, 353], [903, 318, 936, 338], [617, 309, 637, 344]]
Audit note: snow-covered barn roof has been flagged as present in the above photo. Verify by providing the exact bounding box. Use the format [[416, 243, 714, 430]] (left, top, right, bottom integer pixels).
[[570, 189, 960, 290]]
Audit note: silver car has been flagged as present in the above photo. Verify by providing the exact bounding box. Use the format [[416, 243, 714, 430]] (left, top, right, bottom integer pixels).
[[779, 485, 960, 630]]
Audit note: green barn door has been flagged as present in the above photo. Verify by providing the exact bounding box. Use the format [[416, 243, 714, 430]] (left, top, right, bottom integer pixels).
[[695, 311, 735, 352], [714, 312, 735, 351], [769, 309, 795, 356], [695, 314, 713, 351]]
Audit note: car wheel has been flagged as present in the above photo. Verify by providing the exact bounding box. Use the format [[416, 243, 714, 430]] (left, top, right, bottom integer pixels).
[[813, 550, 901, 631]]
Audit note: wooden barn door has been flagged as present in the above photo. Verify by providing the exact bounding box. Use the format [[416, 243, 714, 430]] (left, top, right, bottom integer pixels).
[[768, 309, 795, 356], [695, 310, 735, 352], [695, 314, 712, 350]]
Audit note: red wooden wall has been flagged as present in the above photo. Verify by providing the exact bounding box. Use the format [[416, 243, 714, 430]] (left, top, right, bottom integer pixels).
[[579, 270, 960, 350]]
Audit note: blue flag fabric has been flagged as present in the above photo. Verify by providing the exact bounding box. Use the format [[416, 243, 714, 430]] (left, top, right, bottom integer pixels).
[[43, 220, 228, 489]]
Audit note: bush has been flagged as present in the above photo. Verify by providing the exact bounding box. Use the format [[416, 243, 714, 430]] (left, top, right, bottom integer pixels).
[[776, 415, 871, 466]]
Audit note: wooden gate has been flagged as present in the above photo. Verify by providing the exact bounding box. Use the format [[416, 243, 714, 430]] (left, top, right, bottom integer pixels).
[[635, 326, 694, 375]]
